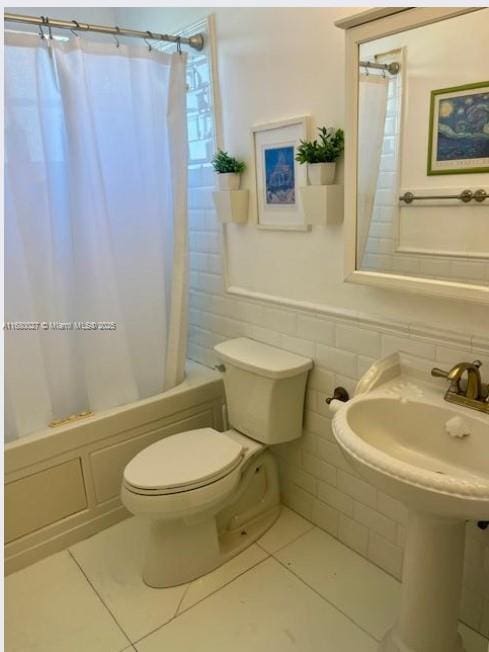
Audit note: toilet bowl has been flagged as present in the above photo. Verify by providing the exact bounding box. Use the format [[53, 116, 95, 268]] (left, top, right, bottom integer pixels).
[[121, 337, 313, 588]]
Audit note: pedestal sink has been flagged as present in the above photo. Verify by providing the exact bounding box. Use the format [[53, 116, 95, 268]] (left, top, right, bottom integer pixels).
[[331, 353, 489, 652]]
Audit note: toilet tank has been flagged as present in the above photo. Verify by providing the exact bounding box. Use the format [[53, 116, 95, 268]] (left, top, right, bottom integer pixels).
[[214, 338, 313, 444]]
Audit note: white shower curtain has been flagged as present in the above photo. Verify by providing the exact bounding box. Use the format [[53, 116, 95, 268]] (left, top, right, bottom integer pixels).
[[5, 33, 188, 441], [356, 74, 389, 264]]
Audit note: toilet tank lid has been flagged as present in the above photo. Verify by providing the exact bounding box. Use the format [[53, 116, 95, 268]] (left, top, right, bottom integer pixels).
[[214, 337, 313, 379]]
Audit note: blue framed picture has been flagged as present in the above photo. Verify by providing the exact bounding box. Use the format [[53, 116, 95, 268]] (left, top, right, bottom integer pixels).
[[264, 145, 295, 205], [428, 81, 489, 175], [252, 116, 308, 230]]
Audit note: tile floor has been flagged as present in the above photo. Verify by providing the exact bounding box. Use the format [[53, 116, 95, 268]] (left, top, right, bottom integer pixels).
[[5, 508, 489, 652]]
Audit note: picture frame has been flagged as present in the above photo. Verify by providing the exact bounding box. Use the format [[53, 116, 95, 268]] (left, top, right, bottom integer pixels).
[[251, 116, 309, 230], [427, 81, 489, 175]]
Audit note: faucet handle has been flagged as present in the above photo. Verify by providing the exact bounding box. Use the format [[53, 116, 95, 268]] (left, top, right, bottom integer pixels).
[[431, 367, 449, 379], [473, 360, 482, 369]]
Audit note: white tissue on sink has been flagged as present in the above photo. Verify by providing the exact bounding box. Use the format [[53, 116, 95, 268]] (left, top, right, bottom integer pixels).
[[445, 416, 470, 439]]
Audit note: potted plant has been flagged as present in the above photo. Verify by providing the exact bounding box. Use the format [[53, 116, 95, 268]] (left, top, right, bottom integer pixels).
[[212, 149, 246, 191], [295, 127, 344, 185]]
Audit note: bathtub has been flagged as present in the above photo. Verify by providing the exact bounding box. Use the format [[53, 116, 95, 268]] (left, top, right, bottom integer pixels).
[[4, 362, 225, 574]]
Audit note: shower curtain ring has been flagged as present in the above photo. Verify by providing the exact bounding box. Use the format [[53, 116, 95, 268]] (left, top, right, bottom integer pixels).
[[113, 26, 121, 48], [71, 20, 81, 38], [44, 16, 53, 40], [38, 17, 45, 39], [176, 36, 182, 55], [144, 31, 153, 52]]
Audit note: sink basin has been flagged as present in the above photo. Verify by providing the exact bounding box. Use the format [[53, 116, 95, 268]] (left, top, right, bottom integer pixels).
[[335, 396, 489, 521], [331, 354, 489, 652]]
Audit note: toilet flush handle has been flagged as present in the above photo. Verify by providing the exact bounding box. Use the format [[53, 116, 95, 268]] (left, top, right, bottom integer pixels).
[[214, 363, 226, 373]]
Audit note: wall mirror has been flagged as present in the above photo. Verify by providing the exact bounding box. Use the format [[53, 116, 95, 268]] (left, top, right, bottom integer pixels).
[[341, 8, 489, 303]]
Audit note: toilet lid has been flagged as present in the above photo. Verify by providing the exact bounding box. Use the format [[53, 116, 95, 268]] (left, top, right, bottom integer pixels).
[[123, 428, 244, 493]]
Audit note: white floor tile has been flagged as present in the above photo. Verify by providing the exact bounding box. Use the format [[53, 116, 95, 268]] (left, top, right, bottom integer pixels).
[[5, 550, 129, 652], [256, 506, 314, 554], [459, 624, 489, 652], [275, 526, 400, 640], [70, 516, 188, 642], [179, 543, 268, 612], [135, 557, 378, 652]]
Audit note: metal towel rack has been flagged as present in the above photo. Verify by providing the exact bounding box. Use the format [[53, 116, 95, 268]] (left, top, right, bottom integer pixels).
[[400, 189, 488, 204]]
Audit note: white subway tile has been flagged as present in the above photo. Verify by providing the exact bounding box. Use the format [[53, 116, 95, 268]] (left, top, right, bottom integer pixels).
[[377, 492, 408, 525], [304, 411, 335, 441], [305, 389, 317, 412], [318, 481, 354, 516], [338, 514, 369, 556], [357, 355, 376, 377], [337, 470, 377, 509], [286, 464, 317, 496], [316, 344, 357, 377], [261, 307, 297, 336], [368, 532, 403, 579], [353, 502, 398, 543], [307, 367, 335, 393], [381, 333, 435, 360], [335, 324, 381, 357], [311, 499, 339, 537], [297, 315, 335, 345], [318, 440, 353, 473], [280, 334, 315, 358], [302, 453, 337, 486], [250, 325, 283, 347], [281, 482, 314, 521]]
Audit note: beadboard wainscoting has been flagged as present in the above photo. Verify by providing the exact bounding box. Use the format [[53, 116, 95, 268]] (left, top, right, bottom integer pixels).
[[187, 167, 489, 637]]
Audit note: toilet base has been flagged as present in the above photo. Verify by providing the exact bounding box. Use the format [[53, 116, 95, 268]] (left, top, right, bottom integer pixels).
[[142, 450, 280, 588]]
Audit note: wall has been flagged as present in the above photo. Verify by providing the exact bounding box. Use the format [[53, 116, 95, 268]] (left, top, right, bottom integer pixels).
[[119, 6, 488, 333]]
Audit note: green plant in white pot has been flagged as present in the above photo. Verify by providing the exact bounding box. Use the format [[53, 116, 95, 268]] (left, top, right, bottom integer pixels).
[[212, 149, 246, 191], [295, 127, 344, 186]]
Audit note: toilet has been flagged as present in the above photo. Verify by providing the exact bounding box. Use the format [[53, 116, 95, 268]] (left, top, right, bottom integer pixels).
[[121, 337, 313, 588]]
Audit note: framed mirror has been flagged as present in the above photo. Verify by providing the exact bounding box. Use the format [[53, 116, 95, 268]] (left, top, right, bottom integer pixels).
[[340, 8, 489, 304]]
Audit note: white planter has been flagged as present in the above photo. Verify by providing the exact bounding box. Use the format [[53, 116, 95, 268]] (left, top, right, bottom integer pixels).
[[217, 173, 241, 191], [212, 190, 249, 224], [307, 162, 336, 186]]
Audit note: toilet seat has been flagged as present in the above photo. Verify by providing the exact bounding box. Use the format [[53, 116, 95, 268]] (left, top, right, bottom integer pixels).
[[123, 428, 245, 496]]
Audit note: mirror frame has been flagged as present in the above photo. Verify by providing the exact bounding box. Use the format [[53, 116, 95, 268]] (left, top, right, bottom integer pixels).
[[339, 7, 489, 305]]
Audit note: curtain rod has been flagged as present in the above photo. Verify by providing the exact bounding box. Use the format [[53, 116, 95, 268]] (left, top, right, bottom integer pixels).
[[359, 60, 400, 75], [4, 12, 205, 51]]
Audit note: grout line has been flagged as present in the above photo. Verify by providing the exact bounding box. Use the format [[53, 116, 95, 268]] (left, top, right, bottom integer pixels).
[[68, 549, 133, 648], [176, 553, 271, 617], [255, 524, 315, 556], [271, 553, 380, 644], [133, 555, 272, 647], [174, 581, 192, 616]]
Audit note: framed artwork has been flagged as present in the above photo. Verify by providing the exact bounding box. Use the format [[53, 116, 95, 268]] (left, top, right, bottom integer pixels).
[[427, 81, 489, 175], [251, 117, 309, 230]]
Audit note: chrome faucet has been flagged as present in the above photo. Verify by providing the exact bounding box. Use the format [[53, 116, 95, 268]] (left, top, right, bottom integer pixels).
[[431, 360, 489, 414]]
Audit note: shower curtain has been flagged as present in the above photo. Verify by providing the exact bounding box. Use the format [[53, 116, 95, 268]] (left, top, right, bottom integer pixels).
[[356, 74, 389, 265], [4, 33, 188, 441]]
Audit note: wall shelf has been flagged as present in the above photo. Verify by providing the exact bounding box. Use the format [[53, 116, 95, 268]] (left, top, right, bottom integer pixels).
[[299, 185, 344, 226], [213, 190, 249, 224]]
